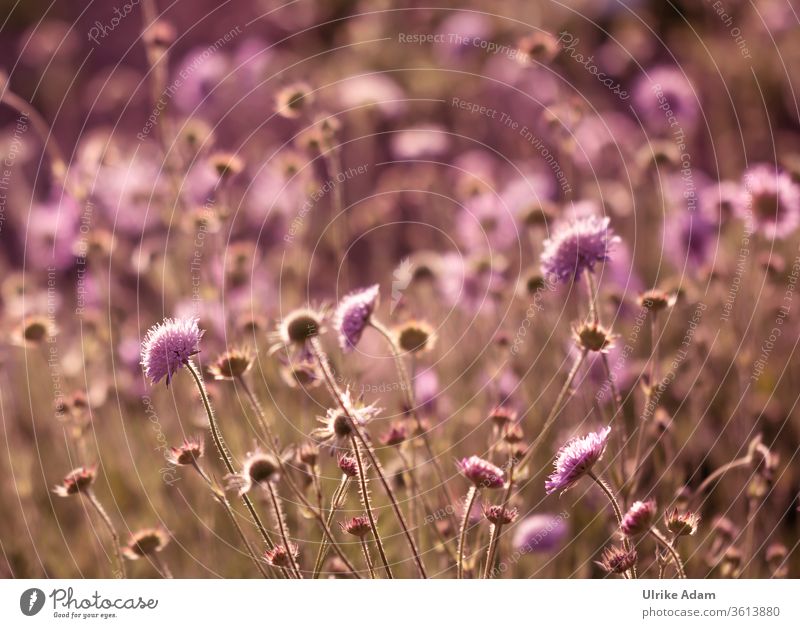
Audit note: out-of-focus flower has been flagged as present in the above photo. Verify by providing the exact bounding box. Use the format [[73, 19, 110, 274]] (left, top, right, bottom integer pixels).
[[739, 165, 800, 239], [52, 466, 96, 497], [637, 288, 677, 313], [333, 284, 379, 352], [226, 450, 281, 495], [123, 528, 170, 560], [541, 214, 620, 283], [634, 66, 698, 133], [512, 514, 568, 553], [620, 499, 657, 536], [572, 321, 616, 353], [457, 455, 505, 489], [140, 318, 203, 385], [208, 347, 254, 380], [14, 315, 57, 347], [167, 437, 204, 466], [395, 320, 436, 354], [381, 423, 407, 447], [271, 308, 325, 353], [516, 31, 561, 64], [484, 505, 518, 525], [337, 74, 406, 118], [545, 426, 611, 495], [274, 82, 314, 119], [596, 545, 638, 575], [264, 543, 299, 568]]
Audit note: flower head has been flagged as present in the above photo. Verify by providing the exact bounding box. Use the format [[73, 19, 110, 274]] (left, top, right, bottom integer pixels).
[[572, 321, 615, 353], [545, 426, 611, 495], [141, 317, 203, 385], [226, 450, 281, 495], [665, 508, 700, 537], [264, 543, 299, 567], [381, 423, 407, 447], [620, 499, 657, 536], [512, 514, 568, 553], [274, 82, 313, 119], [739, 164, 800, 239], [52, 466, 96, 497], [457, 455, 505, 489], [337, 452, 359, 478], [167, 437, 204, 466], [540, 214, 620, 283], [123, 528, 170, 560], [15, 315, 57, 347], [208, 347, 253, 380], [596, 545, 638, 575], [312, 389, 380, 449], [395, 320, 436, 354], [637, 288, 677, 313], [275, 308, 324, 348], [334, 284, 380, 351], [484, 505, 518, 525], [339, 515, 372, 538]]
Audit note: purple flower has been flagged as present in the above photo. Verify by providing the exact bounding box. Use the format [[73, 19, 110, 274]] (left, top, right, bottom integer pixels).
[[620, 499, 657, 536], [633, 66, 698, 133], [457, 455, 505, 489], [333, 284, 380, 351], [545, 427, 611, 495], [512, 513, 568, 553], [738, 165, 800, 239], [540, 214, 620, 283], [140, 318, 203, 385]]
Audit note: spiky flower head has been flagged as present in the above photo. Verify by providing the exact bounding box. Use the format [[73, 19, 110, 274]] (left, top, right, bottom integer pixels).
[[739, 164, 800, 239], [275, 308, 324, 348], [665, 508, 700, 537], [339, 515, 372, 538], [381, 423, 407, 446], [457, 455, 505, 489], [637, 288, 677, 313], [52, 466, 96, 497], [141, 317, 203, 385], [226, 450, 280, 495], [620, 499, 657, 536], [167, 437, 204, 466], [337, 452, 359, 477], [334, 284, 380, 352], [312, 389, 380, 449], [572, 321, 615, 353], [275, 82, 313, 119], [540, 214, 620, 283], [123, 528, 170, 560], [484, 504, 518, 525], [545, 426, 611, 495], [264, 543, 299, 568], [395, 320, 436, 354], [208, 347, 253, 380], [596, 545, 637, 575]]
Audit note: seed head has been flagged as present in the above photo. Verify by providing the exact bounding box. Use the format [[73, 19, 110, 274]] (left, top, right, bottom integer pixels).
[[277, 308, 324, 347], [620, 499, 657, 536], [457, 455, 505, 489], [339, 515, 372, 538], [123, 528, 170, 560], [140, 317, 203, 385], [167, 437, 204, 466], [596, 545, 638, 575], [53, 466, 96, 497], [545, 426, 611, 495], [665, 508, 700, 537], [484, 504, 518, 525], [572, 321, 615, 353], [208, 347, 254, 380], [226, 450, 280, 495], [395, 320, 436, 354], [333, 284, 380, 352], [264, 543, 299, 568]]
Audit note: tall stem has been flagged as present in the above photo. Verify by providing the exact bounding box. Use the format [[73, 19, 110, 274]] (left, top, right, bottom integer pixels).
[[457, 486, 478, 579], [589, 472, 637, 579], [265, 481, 303, 578], [483, 459, 515, 578], [351, 435, 392, 578], [360, 537, 376, 579], [649, 528, 686, 578], [85, 490, 126, 578], [312, 476, 351, 578]]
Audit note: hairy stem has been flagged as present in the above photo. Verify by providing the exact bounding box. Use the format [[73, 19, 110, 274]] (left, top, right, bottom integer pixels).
[[649, 528, 686, 578], [360, 537, 376, 579], [312, 476, 351, 578], [589, 472, 637, 579], [457, 486, 478, 579], [85, 489, 126, 579], [265, 481, 303, 578]]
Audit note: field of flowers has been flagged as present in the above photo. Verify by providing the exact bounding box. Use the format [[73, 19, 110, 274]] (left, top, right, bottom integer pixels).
[[0, 0, 798, 579]]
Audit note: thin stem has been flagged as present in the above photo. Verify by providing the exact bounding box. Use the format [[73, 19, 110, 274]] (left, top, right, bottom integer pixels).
[[351, 435, 393, 578], [265, 482, 303, 578], [360, 537, 376, 579], [584, 270, 599, 324], [457, 486, 478, 579], [589, 472, 637, 579], [483, 459, 515, 579], [649, 528, 686, 578], [311, 337, 427, 577], [151, 553, 173, 579], [312, 476, 351, 578], [84, 490, 126, 578], [692, 457, 752, 502]]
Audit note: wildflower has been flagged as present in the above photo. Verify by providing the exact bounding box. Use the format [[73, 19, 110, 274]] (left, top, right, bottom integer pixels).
[[395, 320, 436, 354], [513, 514, 568, 553], [339, 515, 372, 538], [297, 443, 319, 467], [208, 151, 244, 179], [665, 509, 700, 537], [503, 423, 524, 445], [572, 321, 615, 353], [381, 423, 407, 447], [123, 528, 170, 560], [167, 437, 204, 466], [516, 31, 560, 64], [226, 450, 281, 495], [15, 316, 56, 347], [620, 500, 657, 536], [312, 390, 380, 449], [140, 318, 203, 385], [208, 347, 254, 380], [337, 452, 359, 477], [488, 406, 517, 429], [274, 82, 313, 119], [279, 359, 321, 389], [484, 505, 518, 525], [272, 308, 324, 350], [545, 427, 611, 495], [333, 284, 380, 351], [739, 164, 800, 239], [457, 456, 505, 489], [637, 288, 677, 313], [52, 466, 96, 497], [264, 543, 299, 568], [540, 214, 619, 283], [596, 545, 638, 575]]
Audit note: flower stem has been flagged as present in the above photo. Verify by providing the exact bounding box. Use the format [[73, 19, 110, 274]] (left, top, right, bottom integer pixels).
[[312, 476, 351, 578], [457, 486, 478, 579], [151, 553, 173, 579], [264, 481, 303, 578], [589, 472, 637, 579], [360, 537, 377, 579], [85, 489, 126, 578], [483, 459, 515, 578], [649, 528, 686, 578], [691, 457, 752, 502]]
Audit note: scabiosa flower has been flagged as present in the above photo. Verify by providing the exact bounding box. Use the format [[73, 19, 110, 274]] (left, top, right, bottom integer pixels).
[[665, 509, 700, 537], [540, 214, 620, 283], [572, 321, 616, 353], [167, 437, 204, 466], [208, 347, 254, 380], [264, 543, 299, 568], [545, 427, 611, 495], [226, 450, 281, 495], [140, 317, 203, 385], [484, 505, 518, 525], [457, 456, 505, 489], [339, 515, 373, 538], [512, 514, 568, 553], [274, 82, 313, 119], [52, 466, 96, 497], [620, 499, 657, 536], [271, 307, 325, 352], [395, 320, 436, 354], [312, 389, 380, 449], [596, 545, 638, 575], [739, 164, 800, 239], [122, 528, 170, 560], [333, 284, 380, 352], [337, 452, 359, 477]]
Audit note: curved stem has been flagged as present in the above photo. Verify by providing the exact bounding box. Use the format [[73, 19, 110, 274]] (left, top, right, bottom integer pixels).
[[649, 528, 686, 578], [457, 486, 478, 579], [85, 490, 126, 578], [589, 472, 637, 579], [692, 457, 751, 502]]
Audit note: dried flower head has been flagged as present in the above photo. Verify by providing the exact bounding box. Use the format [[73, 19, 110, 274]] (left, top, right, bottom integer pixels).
[[545, 426, 611, 495], [395, 320, 436, 354], [484, 504, 518, 525], [337, 452, 359, 477], [339, 515, 372, 538], [123, 528, 170, 560], [620, 499, 657, 536], [274, 308, 324, 348], [52, 466, 96, 497], [596, 545, 638, 575], [334, 284, 380, 352], [312, 390, 380, 449], [457, 455, 505, 489], [298, 443, 319, 467], [540, 214, 620, 283], [15, 315, 56, 346], [279, 359, 321, 389], [665, 508, 700, 537], [381, 423, 407, 446], [572, 321, 615, 353], [264, 543, 299, 567], [141, 317, 203, 385], [226, 450, 280, 495], [275, 82, 313, 119], [208, 347, 254, 380], [637, 288, 677, 313], [167, 437, 204, 466]]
